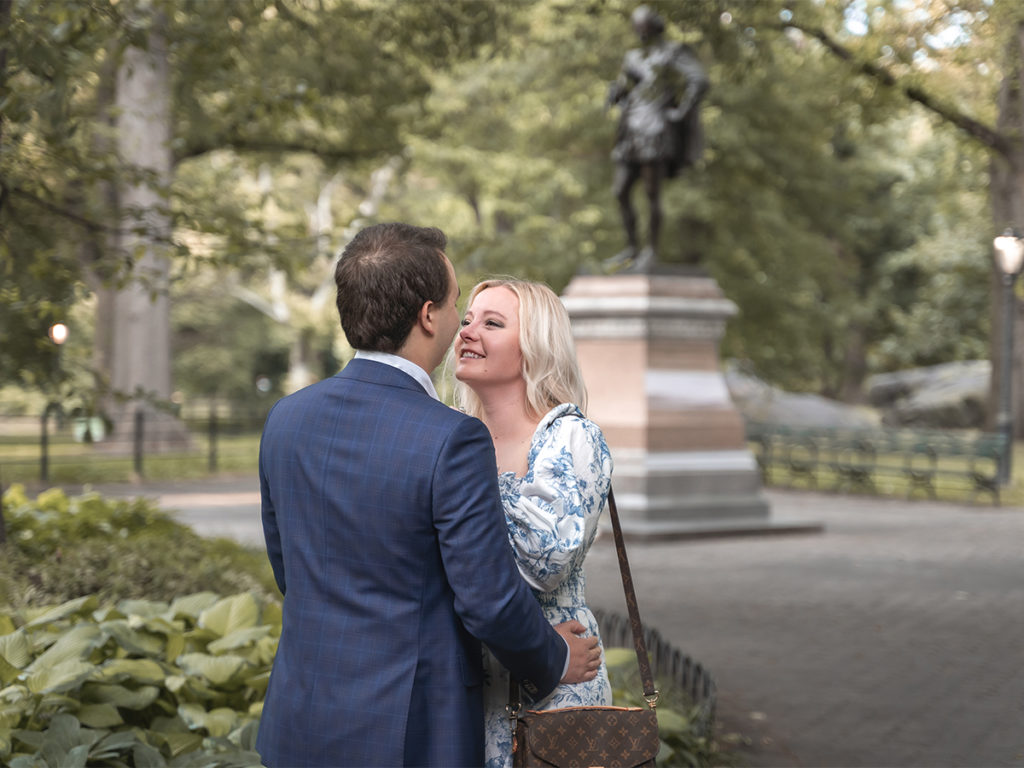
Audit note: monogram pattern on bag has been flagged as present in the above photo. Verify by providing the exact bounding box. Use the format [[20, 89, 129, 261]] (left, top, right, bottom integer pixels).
[[515, 707, 659, 768]]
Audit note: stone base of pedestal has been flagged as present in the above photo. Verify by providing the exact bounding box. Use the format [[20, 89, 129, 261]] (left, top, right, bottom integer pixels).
[[608, 448, 819, 539], [563, 270, 821, 539]]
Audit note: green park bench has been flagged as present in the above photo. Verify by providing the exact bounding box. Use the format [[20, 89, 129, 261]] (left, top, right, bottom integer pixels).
[[745, 422, 1009, 504]]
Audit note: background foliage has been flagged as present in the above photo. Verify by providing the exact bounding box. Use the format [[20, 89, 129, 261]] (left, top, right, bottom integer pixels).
[[0, 486, 278, 610], [1, 0, 1015, 409]]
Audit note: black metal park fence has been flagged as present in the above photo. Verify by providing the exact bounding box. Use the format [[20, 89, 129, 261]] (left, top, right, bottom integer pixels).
[[0, 402, 269, 488]]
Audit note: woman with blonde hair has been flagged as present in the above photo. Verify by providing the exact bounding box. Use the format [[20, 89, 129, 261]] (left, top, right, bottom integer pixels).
[[454, 278, 613, 768]]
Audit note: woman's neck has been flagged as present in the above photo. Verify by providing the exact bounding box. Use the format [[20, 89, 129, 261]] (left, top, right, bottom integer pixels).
[[476, 386, 540, 475], [478, 389, 534, 437]]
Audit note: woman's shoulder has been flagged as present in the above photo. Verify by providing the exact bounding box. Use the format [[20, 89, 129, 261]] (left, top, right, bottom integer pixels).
[[536, 404, 606, 446]]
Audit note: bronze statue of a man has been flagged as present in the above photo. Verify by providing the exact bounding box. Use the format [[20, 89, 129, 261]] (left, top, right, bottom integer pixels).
[[605, 5, 709, 272]]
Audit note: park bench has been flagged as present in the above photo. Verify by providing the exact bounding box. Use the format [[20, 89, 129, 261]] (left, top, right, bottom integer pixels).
[[745, 422, 1009, 504]]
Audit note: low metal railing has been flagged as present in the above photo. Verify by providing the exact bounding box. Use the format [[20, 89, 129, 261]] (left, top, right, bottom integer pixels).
[[747, 422, 1008, 503], [0, 403, 267, 487], [594, 609, 717, 738]]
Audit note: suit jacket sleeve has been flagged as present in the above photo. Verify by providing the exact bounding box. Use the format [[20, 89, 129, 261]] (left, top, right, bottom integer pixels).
[[259, 402, 286, 596], [432, 416, 567, 701]]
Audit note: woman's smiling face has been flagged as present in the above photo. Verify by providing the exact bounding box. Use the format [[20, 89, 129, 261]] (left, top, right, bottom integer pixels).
[[454, 286, 524, 388]]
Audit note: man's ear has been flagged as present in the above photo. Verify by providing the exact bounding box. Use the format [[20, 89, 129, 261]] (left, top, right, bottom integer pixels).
[[417, 300, 436, 338]]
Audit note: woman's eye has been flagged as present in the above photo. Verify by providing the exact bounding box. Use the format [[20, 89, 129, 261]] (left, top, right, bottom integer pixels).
[[460, 318, 470, 326], [485, 319, 503, 328]]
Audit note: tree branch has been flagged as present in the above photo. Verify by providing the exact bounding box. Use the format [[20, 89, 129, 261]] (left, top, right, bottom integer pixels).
[[779, 20, 1013, 157], [4, 183, 122, 234], [175, 138, 379, 164]]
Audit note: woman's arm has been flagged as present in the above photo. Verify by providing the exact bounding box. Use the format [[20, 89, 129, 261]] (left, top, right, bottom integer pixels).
[[503, 414, 612, 592]]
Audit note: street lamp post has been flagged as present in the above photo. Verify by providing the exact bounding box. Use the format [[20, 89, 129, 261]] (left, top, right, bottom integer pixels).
[[993, 229, 1024, 486], [40, 323, 69, 484]]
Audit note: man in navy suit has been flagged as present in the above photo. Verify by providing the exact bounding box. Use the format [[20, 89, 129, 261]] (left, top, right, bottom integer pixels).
[[256, 223, 601, 767]]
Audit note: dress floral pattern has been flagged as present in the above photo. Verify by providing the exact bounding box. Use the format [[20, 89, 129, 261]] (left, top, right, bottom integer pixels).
[[482, 403, 614, 768]]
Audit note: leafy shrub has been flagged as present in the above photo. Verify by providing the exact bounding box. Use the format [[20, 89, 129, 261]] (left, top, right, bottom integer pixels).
[[0, 485, 728, 766], [0, 486, 278, 610], [0, 591, 278, 766], [605, 647, 729, 768]]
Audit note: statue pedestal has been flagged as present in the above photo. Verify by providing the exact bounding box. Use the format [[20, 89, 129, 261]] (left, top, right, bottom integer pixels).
[[563, 272, 812, 538]]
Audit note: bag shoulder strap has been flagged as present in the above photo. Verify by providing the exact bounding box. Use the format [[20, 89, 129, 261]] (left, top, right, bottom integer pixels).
[[605, 486, 658, 707], [509, 485, 658, 712]]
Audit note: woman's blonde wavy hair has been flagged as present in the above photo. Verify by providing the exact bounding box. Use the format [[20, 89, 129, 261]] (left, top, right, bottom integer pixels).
[[454, 278, 588, 421]]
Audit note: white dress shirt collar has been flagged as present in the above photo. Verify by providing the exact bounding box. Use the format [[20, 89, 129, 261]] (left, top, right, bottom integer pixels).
[[354, 350, 440, 401]]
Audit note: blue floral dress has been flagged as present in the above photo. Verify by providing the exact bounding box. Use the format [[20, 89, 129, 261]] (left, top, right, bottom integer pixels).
[[482, 403, 614, 768]]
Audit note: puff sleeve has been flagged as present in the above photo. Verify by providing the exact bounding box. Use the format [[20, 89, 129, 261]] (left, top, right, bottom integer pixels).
[[500, 410, 612, 593]]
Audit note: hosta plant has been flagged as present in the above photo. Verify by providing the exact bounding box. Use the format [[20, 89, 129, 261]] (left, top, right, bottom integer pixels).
[[0, 591, 280, 767]]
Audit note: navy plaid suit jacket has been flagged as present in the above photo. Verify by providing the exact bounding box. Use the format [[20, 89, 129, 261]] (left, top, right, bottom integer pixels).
[[255, 359, 567, 767]]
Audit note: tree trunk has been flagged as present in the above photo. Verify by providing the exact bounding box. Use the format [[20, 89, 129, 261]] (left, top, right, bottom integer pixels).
[[83, 47, 118, 409], [838, 319, 868, 404], [106, 9, 189, 451], [987, 24, 1024, 437]]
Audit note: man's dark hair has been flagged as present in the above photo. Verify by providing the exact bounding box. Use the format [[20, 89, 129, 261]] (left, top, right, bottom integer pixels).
[[334, 223, 450, 353]]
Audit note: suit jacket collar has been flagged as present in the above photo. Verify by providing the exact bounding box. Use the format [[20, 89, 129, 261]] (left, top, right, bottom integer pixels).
[[353, 350, 439, 399], [339, 357, 435, 397]]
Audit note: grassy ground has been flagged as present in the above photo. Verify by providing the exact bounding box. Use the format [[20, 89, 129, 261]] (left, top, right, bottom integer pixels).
[[0, 431, 260, 486]]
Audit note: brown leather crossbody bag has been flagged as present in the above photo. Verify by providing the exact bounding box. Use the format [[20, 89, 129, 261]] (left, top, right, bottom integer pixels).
[[509, 487, 660, 768]]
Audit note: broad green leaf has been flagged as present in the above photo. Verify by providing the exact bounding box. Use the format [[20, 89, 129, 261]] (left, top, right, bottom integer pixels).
[[26, 659, 94, 694], [149, 729, 203, 757], [178, 703, 239, 738], [0, 632, 30, 669], [26, 625, 103, 672], [198, 594, 260, 637], [118, 599, 171, 619], [77, 702, 124, 728], [183, 627, 220, 645], [37, 692, 79, 712], [0, 726, 10, 760], [131, 739, 167, 767], [0, 656, 20, 687], [165, 675, 186, 694], [262, 600, 282, 631], [167, 673, 216, 701], [38, 713, 95, 768], [53, 743, 89, 768], [98, 658, 167, 685], [82, 682, 160, 710], [0, 615, 15, 636], [176, 653, 248, 686], [207, 626, 270, 654], [24, 596, 99, 629], [91, 606, 125, 623], [0, 703, 25, 729], [254, 635, 278, 665], [0, 684, 30, 703], [11, 726, 46, 749], [94, 730, 142, 758], [164, 632, 185, 663], [100, 619, 164, 657], [244, 670, 270, 695], [139, 616, 185, 636], [9, 755, 48, 768], [169, 593, 221, 621], [231, 719, 260, 750]]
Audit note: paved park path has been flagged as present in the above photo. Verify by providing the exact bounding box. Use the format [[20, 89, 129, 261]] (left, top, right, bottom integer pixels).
[[90, 477, 1024, 767]]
